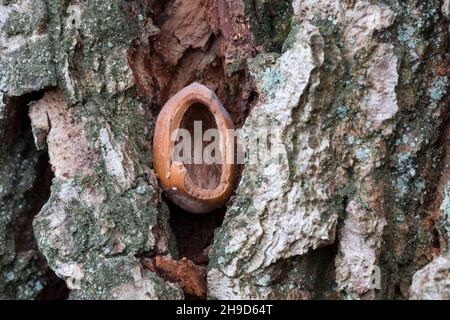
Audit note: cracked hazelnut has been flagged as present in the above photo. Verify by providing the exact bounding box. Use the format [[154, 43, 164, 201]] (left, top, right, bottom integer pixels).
[[153, 83, 237, 214]]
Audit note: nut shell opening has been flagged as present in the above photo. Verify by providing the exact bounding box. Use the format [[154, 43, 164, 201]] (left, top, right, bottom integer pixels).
[[153, 83, 236, 214]]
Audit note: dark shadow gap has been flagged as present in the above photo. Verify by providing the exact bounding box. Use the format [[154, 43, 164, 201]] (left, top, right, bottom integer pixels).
[[168, 202, 226, 264], [167, 201, 226, 300], [6, 90, 69, 300], [309, 240, 339, 300]]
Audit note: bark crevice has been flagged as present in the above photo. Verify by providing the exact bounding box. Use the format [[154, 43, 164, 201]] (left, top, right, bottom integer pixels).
[[1, 89, 68, 299]]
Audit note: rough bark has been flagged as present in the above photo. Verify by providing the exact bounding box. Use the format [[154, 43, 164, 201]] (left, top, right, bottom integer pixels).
[[0, 0, 449, 300]]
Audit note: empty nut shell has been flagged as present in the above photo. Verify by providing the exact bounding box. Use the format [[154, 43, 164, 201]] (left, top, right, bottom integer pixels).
[[153, 83, 237, 213]]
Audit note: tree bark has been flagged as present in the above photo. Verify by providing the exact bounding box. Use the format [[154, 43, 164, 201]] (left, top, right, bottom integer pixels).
[[0, 0, 449, 300]]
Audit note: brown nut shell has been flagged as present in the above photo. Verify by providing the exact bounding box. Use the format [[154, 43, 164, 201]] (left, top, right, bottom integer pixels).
[[153, 83, 236, 214]]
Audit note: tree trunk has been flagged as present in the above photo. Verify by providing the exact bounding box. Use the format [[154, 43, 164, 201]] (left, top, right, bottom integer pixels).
[[0, 0, 449, 300]]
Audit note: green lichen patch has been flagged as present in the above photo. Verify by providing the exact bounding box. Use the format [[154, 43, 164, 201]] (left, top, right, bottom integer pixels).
[[429, 76, 448, 102], [71, 255, 183, 300], [1, 37, 56, 96], [243, 0, 293, 53], [2, 0, 47, 36], [2, 10, 33, 36]]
